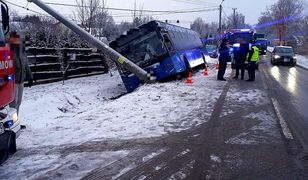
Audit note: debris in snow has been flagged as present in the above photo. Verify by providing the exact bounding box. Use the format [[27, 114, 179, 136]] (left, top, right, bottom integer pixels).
[[137, 175, 148, 180], [112, 163, 136, 179], [178, 149, 191, 157], [210, 154, 222, 163], [167, 160, 195, 180], [142, 149, 166, 162], [155, 165, 163, 171]]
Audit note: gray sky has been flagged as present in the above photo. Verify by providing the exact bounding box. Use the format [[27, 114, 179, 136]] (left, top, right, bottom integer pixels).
[[6, 0, 283, 27]]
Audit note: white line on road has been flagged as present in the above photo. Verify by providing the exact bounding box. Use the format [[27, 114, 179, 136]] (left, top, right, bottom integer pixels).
[[271, 98, 294, 140]]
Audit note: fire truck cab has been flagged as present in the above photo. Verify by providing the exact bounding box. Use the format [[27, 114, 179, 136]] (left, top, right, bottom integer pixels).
[[223, 29, 256, 69], [0, 0, 20, 165]]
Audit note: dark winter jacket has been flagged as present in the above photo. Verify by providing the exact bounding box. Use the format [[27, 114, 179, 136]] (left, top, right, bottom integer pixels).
[[239, 43, 249, 62], [233, 43, 249, 63], [11, 44, 33, 84], [218, 44, 231, 62]]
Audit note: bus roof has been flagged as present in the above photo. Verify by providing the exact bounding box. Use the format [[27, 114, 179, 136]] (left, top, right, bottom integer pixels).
[[110, 20, 198, 48]]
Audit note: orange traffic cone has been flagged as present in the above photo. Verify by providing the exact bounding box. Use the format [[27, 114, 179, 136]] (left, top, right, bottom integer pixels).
[[186, 71, 193, 84], [216, 63, 219, 70], [203, 65, 209, 76]]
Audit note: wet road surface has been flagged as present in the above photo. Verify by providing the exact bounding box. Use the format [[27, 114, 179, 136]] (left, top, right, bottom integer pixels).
[[260, 55, 308, 150]]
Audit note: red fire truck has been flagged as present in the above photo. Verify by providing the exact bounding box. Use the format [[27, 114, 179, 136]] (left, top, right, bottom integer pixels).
[[0, 0, 20, 165]]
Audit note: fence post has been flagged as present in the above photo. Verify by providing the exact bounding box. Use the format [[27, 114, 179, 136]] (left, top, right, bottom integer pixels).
[[33, 49, 37, 83]]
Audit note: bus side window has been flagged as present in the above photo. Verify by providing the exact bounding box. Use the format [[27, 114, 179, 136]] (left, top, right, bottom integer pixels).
[[163, 34, 171, 43], [163, 34, 174, 52]]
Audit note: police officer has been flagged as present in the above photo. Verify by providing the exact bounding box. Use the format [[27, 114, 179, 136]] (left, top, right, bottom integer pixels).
[[246, 43, 259, 81], [233, 40, 249, 80], [217, 38, 231, 81]]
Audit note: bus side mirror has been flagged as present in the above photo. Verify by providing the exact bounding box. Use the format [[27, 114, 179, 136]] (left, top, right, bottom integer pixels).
[[163, 34, 170, 42], [1, 4, 9, 34]]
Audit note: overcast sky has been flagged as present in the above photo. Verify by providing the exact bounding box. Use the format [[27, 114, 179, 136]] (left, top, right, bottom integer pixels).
[[5, 0, 298, 27]]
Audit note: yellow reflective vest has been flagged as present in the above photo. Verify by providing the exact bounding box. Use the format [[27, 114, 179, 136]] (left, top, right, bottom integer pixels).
[[246, 46, 259, 62]]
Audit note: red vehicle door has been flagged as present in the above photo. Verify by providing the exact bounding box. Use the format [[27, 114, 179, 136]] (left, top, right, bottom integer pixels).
[[0, 46, 14, 108]]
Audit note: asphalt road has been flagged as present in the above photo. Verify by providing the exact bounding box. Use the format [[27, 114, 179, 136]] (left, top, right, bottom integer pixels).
[[260, 54, 308, 150]]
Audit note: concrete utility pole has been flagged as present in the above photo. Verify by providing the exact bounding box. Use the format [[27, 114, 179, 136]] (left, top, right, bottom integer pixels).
[[27, 0, 152, 83], [232, 8, 237, 29], [218, 0, 225, 32]]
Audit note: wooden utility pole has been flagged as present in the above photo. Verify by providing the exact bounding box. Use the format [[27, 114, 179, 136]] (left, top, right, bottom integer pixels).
[[232, 8, 237, 28], [218, 0, 225, 32]]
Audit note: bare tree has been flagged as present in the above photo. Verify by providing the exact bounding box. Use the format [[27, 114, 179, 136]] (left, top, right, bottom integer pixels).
[[190, 17, 208, 37], [256, 8, 274, 36], [75, 0, 101, 33], [224, 12, 246, 29], [10, 14, 90, 48], [130, 1, 153, 28], [271, 0, 303, 44]]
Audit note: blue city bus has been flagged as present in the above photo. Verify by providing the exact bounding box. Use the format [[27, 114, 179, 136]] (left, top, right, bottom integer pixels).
[[110, 20, 208, 92]]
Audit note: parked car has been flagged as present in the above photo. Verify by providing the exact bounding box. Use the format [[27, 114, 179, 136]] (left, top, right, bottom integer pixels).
[[206, 44, 218, 58], [271, 46, 296, 66]]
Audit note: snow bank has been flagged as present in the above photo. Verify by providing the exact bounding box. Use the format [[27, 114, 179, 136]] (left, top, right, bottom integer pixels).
[[17, 66, 229, 149], [296, 55, 308, 69]]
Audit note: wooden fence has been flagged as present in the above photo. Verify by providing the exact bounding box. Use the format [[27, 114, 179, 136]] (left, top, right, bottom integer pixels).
[[26, 47, 108, 85]]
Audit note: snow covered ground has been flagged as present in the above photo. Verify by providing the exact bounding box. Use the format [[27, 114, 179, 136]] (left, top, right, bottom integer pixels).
[[1, 59, 231, 179], [296, 55, 308, 69], [18, 66, 226, 148]]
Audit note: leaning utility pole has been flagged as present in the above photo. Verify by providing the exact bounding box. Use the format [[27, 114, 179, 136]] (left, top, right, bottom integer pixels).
[[27, 0, 152, 83]]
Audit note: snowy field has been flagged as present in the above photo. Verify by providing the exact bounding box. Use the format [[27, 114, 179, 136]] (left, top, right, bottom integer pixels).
[[1, 59, 232, 179], [18, 64, 225, 148]]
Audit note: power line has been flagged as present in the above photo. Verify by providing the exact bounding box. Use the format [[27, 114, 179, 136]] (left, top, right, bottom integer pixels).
[[172, 0, 219, 6], [44, 2, 219, 13], [3, 0, 49, 16], [5, 0, 219, 24], [172, 0, 234, 9], [4, 0, 80, 23]]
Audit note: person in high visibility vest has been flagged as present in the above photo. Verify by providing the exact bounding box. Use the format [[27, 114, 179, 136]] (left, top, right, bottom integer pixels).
[[246, 43, 259, 81]]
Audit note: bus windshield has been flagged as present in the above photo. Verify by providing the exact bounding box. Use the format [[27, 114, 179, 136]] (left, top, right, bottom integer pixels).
[[120, 32, 167, 67]]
